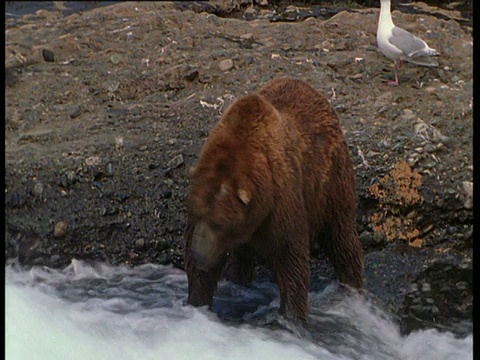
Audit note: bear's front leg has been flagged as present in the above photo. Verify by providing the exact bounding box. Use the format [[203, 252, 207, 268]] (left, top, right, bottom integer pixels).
[[273, 242, 311, 325], [186, 266, 223, 307]]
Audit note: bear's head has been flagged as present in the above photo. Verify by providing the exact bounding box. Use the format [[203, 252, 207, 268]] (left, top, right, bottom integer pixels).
[[187, 95, 276, 271]]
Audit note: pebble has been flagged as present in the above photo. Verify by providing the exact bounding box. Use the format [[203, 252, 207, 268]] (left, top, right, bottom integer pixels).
[[70, 106, 82, 119], [244, 54, 255, 66], [33, 182, 44, 195], [400, 108, 415, 121], [461, 181, 473, 209], [110, 54, 123, 65], [106, 162, 115, 176], [424, 143, 435, 153], [24, 110, 41, 123], [135, 238, 145, 249], [359, 231, 374, 247], [162, 187, 173, 199], [244, 7, 257, 16], [421, 283, 431, 292], [456, 281, 469, 290], [373, 231, 386, 244], [219, 59, 234, 71], [206, 14, 220, 26], [167, 154, 184, 169], [42, 48, 55, 62], [409, 305, 423, 313], [440, 285, 450, 293], [451, 75, 460, 83], [53, 221, 68, 239]]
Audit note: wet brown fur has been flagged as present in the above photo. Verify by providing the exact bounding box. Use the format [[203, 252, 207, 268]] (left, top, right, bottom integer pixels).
[[184, 77, 364, 324]]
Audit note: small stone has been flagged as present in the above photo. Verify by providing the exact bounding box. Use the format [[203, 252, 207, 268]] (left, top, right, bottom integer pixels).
[[135, 238, 145, 249], [425, 298, 434, 304], [24, 110, 41, 123], [106, 163, 115, 176], [456, 281, 469, 290], [424, 143, 435, 153], [359, 231, 374, 247], [167, 154, 184, 169], [49, 254, 62, 263], [439, 285, 450, 293], [206, 14, 220, 26], [400, 108, 415, 121], [168, 138, 177, 145], [70, 106, 82, 119], [244, 7, 257, 16], [42, 49, 55, 62], [219, 59, 234, 71], [140, 145, 148, 151], [244, 54, 255, 66], [53, 221, 68, 239], [421, 283, 431, 292], [110, 54, 123, 65], [240, 33, 254, 40], [162, 188, 172, 199], [33, 182, 44, 195], [409, 305, 423, 313], [409, 283, 418, 293], [462, 181, 473, 209], [184, 69, 199, 82], [373, 231, 386, 244]]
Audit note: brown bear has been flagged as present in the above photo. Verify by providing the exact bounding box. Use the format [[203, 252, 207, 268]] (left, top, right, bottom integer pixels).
[[184, 77, 364, 324]]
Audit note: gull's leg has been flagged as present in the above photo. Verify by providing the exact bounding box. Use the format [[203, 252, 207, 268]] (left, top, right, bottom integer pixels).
[[388, 62, 399, 86]]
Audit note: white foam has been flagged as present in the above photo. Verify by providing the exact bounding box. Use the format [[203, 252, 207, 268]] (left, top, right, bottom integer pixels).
[[5, 263, 472, 360], [5, 282, 338, 360]]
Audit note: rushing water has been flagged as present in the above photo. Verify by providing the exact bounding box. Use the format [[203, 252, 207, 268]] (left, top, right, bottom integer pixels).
[[5, 260, 472, 360]]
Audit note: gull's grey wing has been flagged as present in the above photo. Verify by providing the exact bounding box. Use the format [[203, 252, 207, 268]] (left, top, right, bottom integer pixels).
[[406, 55, 438, 67], [389, 26, 430, 57]]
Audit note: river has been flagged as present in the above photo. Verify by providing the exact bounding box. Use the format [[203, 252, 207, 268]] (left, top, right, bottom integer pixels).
[[5, 260, 472, 360]]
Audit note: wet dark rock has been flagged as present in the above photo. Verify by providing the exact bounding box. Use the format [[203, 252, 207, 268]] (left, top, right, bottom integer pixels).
[[162, 187, 173, 199], [42, 48, 54, 62]]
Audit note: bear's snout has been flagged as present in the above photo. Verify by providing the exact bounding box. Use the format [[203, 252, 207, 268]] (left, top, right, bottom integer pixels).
[[190, 221, 224, 271]]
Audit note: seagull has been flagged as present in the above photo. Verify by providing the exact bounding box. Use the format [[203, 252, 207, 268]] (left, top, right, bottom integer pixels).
[[377, 0, 439, 86]]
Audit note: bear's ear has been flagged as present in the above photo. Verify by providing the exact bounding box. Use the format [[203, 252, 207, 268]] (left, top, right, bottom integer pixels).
[[237, 188, 251, 205]]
